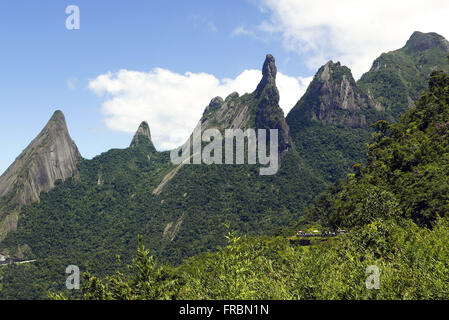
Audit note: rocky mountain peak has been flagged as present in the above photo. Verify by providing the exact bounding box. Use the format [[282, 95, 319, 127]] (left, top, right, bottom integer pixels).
[[0, 110, 81, 204], [358, 31, 449, 121], [255, 54, 278, 98], [0, 110, 81, 240], [197, 54, 291, 154], [50, 109, 64, 121], [253, 54, 291, 153], [319, 61, 342, 81], [404, 31, 449, 53], [287, 61, 376, 129], [262, 54, 277, 81], [202, 97, 224, 118], [130, 121, 154, 148]]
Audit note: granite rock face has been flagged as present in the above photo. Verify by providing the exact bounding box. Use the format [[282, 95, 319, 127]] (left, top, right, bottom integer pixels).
[[200, 54, 292, 154], [254, 54, 292, 154], [288, 61, 376, 130], [130, 121, 154, 148], [255, 54, 277, 97], [0, 111, 81, 210], [201, 93, 251, 130], [285, 31, 449, 185]]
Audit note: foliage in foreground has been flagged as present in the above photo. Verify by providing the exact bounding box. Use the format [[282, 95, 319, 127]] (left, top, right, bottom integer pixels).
[[51, 218, 449, 300]]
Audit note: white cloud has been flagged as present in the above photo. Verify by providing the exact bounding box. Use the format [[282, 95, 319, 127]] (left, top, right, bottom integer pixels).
[[231, 26, 254, 37], [278, 73, 312, 113], [255, 0, 449, 78], [89, 68, 310, 151], [66, 77, 78, 90]]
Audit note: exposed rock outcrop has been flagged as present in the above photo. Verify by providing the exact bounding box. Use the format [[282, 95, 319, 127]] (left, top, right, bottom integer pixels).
[[163, 213, 185, 241], [0, 110, 81, 239], [255, 54, 277, 97], [254, 54, 292, 153], [200, 54, 292, 153], [288, 61, 375, 129], [0, 111, 81, 206], [201, 93, 250, 130], [130, 121, 154, 148]]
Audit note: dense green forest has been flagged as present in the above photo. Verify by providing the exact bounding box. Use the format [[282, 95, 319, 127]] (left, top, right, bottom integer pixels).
[[51, 217, 449, 300], [305, 70, 449, 228], [1, 33, 448, 300], [0, 57, 325, 299], [46, 68, 449, 300], [0, 147, 323, 299]]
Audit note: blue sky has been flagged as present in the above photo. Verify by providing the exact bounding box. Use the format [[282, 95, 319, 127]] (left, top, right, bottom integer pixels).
[[1, 0, 448, 174], [0, 0, 309, 174]]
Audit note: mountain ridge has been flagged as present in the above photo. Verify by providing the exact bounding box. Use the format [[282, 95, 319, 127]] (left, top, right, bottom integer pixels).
[[0, 110, 81, 240], [286, 31, 449, 183], [358, 31, 449, 120], [0, 32, 448, 299], [200, 54, 292, 154]]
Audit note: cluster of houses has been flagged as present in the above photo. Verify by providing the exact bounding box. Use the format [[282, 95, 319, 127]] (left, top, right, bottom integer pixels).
[[296, 229, 347, 238]]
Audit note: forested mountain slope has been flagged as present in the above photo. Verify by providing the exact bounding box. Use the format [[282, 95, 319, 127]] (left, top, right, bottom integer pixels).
[[0, 55, 324, 299], [304, 70, 449, 229], [286, 31, 449, 183], [359, 31, 449, 121], [57, 68, 449, 301], [286, 61, 376, 182], [1, 33, 448, 300], [0, 111, 81, 242]]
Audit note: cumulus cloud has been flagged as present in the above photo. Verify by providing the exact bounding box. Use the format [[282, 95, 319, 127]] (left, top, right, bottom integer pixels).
[[89, 68, 310, 151], [255, 0, 449, 78]]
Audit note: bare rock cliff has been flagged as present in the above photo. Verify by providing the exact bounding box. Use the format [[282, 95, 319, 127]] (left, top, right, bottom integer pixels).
[[0, 110, 81, 207], [200, 54, 292, 153], [288, 61, 376, 129], [130, 121, 155, 149]]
